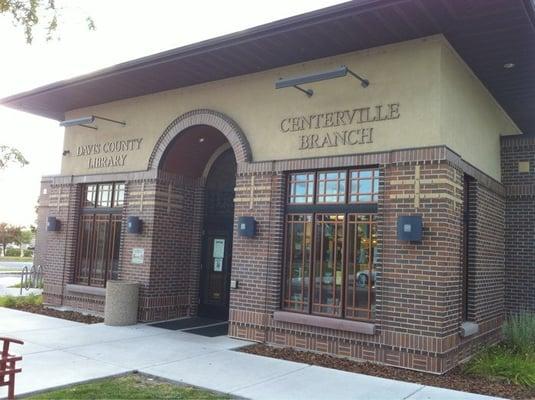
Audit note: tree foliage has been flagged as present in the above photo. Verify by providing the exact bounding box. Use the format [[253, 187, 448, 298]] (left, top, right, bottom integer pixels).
[[0, 0, 95, 44], [0, 145, 28, 169], [0, 223, 34, 257]]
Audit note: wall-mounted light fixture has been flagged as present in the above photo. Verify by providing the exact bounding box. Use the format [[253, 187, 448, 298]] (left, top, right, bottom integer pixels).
[[127, 216, 142, 234], [276, 65, 369, 98], [59, 115, 126, 130], [47, 216, 61, 232]]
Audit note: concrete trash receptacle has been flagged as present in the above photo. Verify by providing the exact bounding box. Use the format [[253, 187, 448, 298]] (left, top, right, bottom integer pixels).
[[104, 281, 139, 326]]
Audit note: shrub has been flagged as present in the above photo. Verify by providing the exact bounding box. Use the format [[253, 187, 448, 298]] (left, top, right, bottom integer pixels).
[[465, 345, 535, 387], [0, 295, 17, 307], [3, 248, 33, 257], [0, 294, 43, 308], [503, 313, 535, 355]]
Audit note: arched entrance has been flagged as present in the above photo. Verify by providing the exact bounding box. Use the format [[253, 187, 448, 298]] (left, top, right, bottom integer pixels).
[[199, 148, 236, 318], [153, 110, 250, 321]]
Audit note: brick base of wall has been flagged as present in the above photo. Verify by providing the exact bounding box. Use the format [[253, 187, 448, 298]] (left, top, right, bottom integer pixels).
[[43, 289, 105, 315], [229, 311, 502, 374], [138, 294, 195, 322]]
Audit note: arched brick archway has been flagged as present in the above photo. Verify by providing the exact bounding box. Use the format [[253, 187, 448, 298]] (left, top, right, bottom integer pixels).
[[149, 109, 252, 170]]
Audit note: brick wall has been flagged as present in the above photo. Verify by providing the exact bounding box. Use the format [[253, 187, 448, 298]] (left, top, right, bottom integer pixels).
[[39, 175, 204, 319], [466, 181, 505, 323], [40, 182, 81, 308], [34, 143, 509, 373], [119, 175, 204, 321], [228, 158, 504, 373], [501, 135, 535, 314]]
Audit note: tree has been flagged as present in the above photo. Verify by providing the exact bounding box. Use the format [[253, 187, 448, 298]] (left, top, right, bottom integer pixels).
[[0, 145, 28, 170], [0, 0, 95, 44], [0, 223, 14, 256], [11, 227, 33, 257]]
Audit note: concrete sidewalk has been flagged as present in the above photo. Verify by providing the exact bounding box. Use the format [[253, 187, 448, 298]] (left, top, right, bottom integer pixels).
[[0, 276, 42, 297], [0, 308, 503, 400]]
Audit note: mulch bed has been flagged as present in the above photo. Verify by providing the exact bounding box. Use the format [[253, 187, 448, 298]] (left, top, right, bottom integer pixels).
[[6, 304, 103, 324], [240, 344, 535, 400]]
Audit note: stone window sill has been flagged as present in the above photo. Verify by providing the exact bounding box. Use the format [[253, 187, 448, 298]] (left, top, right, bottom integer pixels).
[[273, 310, 376, 335], [65, 284, 106, 297], [460, 321, 479, 338]]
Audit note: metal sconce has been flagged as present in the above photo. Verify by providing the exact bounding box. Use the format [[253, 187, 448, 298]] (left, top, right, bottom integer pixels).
[[46, 216, 60, 232], [276, 65, 369, 97], [59, 115, 126, 130], [127, 216, 142, 234]]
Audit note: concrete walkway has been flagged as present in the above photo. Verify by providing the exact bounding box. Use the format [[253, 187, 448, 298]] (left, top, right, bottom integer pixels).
[[0, 308, 503, 400], [0, 276, 42, 297]]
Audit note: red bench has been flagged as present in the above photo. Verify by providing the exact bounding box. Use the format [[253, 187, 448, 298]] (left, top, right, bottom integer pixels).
[[0, 337, 24, 400]]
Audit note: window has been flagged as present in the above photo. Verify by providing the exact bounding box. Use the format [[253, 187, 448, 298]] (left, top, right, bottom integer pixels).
[[317, 171, 346, 203], [346, 214, 377, 320], [288, 173, 315, 204], [313, 214, 345, 316], [349, 169, 379, 203], [283, 214, 313, 311], [76, 183, 125, 287], [282, 169, 379, 321]]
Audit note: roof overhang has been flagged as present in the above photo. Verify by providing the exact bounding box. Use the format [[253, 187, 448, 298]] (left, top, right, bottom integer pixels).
[[1, 0, 534, 133]]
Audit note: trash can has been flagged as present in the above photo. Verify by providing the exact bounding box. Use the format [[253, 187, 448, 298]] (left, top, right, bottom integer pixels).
[[104, 280, 139, 326]]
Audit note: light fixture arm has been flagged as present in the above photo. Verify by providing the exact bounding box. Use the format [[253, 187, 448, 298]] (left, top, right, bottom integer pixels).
[[93, 115, 126, 126], [275, 65, 369, 98], [59, 115, 126, 130], [293, 85, 314, 97], [79, 124, 98, 130], [344, 66, 369, 88]]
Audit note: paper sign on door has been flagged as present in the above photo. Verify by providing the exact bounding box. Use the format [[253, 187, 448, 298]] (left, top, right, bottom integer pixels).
[[214, 258, 223, 272], [213, 239, 225, 258]]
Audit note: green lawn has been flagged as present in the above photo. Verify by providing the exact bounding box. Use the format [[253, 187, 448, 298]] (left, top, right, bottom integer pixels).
[[8, 281, 44, 289], [27, 374, 230, 400]]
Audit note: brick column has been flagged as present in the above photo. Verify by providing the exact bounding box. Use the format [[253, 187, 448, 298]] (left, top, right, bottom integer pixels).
[[41, 183, 80, 307], [501, 135, 535, 314], [124, 176, 204, 321], [229, 172, 285, 341]]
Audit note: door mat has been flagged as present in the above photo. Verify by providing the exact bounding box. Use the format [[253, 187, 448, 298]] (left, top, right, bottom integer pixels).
[[150, 316, 224, 331], [184, 322, 229, 337]]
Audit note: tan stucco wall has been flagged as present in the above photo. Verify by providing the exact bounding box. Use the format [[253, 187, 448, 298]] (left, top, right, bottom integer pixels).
[[61, 34, 518, 180], [439, 41, 520, 180]]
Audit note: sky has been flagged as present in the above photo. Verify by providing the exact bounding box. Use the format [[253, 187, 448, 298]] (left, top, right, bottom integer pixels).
[[0, 0, 344, 227]]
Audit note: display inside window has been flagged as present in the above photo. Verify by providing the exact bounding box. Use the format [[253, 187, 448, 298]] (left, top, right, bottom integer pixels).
[[345, 214, 377, 320], [312, 214, 345, 316], [75, 214, 122, 287], [282, 168, 379, 321], [76, 182, 125, 287], [283, 214, 313, 312]]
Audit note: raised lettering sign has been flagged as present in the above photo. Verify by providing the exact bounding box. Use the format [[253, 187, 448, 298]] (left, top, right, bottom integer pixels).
[[74, 138, 143, 169], [280, 103, 400, 150]]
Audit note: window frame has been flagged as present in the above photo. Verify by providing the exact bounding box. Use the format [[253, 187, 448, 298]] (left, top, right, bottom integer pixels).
[[282, 167, 380, 322], [75, 182, 125, 287]]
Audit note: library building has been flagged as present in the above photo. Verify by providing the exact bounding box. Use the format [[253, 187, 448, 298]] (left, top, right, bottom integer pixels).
[[2, 0, 534, 374]]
